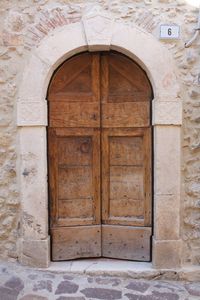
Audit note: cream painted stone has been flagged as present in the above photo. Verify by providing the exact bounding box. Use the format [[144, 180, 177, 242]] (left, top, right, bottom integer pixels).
[[19, 237, 50, 268], [17, 100, 47, 126], [19, 127, 48, 240], [19, 54, 51, 101], [153, 239, 182, 268], [82, 8, 113, 51], [34, 23, 88, 70], [154, 194, 180, 240], [154, 126, 181, 195], [153, 100, 182, 125]]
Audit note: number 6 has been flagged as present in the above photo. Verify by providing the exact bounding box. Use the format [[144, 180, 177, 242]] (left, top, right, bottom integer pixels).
[[168, 28, 172, 36]]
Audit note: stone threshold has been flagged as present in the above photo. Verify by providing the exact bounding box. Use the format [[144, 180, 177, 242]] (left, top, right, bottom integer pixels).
[[42, 258, 200, 282]]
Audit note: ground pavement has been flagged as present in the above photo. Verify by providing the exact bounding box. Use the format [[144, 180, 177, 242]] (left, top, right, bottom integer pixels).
[[0, 261, 200, 300]]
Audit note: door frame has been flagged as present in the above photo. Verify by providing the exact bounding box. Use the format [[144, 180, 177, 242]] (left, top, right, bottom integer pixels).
[[17, 12, 182, 269]]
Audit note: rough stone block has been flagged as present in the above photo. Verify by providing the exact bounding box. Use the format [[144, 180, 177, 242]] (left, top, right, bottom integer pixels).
[[19, 237, 50, 268], [82, 9, 113, 51], [19, 54, 50, 101], [19, 127, 48, 240], [154, 126, 181, 195], [153, 239, 182, 269], [17, 100, 47, 126], [154, 194, 180, 240], [153, 100, 182, 125]]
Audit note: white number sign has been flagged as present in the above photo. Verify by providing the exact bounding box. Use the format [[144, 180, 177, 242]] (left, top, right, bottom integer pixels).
[[160, 24, 180, 40]]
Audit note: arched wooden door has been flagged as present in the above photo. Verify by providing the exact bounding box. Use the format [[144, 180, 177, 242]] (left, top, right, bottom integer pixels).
[[48, 51, 153, 261]]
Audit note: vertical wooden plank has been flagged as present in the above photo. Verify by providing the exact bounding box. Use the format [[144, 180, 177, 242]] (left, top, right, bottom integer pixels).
[[93, 128, 101, 224], [101, 129, 109, 223], [48, 128, 58, 226], [92, 53, 101, 102], [143, 127, 152, 226], [91, 53, 101, 225], [101, 54, 109, 103]]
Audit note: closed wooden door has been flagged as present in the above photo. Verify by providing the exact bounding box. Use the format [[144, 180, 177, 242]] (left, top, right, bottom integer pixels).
[[48, 51, 152, 261]]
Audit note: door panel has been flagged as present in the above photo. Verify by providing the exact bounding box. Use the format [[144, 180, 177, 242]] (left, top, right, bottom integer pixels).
[[49, 128, 101, 228], [110, 136, 144, 165], [58, 199, 93, 219], [48, 51, 152, 261], [102, 225, 151, 261], [101, 52, 151, 128], [101, 52, 152, 102], [52, 226, 101, 260], [49, 53, 100, 128], [48, 53, 100, 102], [102, 128, 151, 227]]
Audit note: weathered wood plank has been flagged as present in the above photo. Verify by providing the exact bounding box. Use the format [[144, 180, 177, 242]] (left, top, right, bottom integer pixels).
[[101, 52, 152, 103], [49, 102, 100, 128], [48, 53, 100, 103], [58, 199, 93, 219], [51, 226, 101, 261], [143, 128, 152, 226], [58, 136, 92, 166], [102, 102, 150, 128], [48, 128, 58, 227], [50, 128, 101, 228], [110, 136, 143, 166], [109, 199, 144, 218], [102, 128, 150, 227], [110, 166, 144, 201], [102, 225, 152, 261], [58, 166, 92, 200]]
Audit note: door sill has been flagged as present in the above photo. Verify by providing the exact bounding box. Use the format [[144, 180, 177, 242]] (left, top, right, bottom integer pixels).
[[45, 258, 157, 279]]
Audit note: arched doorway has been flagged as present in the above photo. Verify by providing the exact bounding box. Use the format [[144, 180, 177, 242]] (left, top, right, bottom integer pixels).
[[47, 51, 153, 261], [17, 17, 182, 268]]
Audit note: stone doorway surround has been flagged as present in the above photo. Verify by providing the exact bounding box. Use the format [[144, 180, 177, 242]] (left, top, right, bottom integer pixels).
[[16, 9, 182, 269]]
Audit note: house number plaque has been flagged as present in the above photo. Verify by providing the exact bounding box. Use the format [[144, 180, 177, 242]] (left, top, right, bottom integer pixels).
[[160, 24, 180, 40]]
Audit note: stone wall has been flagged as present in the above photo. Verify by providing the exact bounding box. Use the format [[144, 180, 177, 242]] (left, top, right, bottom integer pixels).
[[0, 0, 200, 266]]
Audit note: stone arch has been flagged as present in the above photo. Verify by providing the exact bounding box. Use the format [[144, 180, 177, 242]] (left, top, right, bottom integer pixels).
[[17, 15, 182, 268]]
